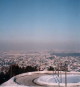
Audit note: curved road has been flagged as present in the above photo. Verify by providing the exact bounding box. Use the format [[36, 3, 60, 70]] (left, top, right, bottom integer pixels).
[[15, 73, 49, 86]]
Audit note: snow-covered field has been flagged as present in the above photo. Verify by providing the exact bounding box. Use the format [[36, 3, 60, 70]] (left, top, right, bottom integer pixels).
[[1, 71, 80, 87]]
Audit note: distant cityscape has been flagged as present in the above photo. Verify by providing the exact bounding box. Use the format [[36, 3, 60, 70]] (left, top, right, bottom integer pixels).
[[0, 50, 80, 74]]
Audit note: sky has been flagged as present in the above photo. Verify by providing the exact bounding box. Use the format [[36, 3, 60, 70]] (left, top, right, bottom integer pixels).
[[0, 0, 80, 51]]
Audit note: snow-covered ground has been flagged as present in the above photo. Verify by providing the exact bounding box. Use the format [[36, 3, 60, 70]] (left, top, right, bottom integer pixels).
[[1, 77, 18, 86], [1, 71, 80, 87], [35, 74, 80, 84]]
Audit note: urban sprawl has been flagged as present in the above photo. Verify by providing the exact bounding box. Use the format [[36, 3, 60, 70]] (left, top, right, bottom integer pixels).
[[0, 50, 80, 73]]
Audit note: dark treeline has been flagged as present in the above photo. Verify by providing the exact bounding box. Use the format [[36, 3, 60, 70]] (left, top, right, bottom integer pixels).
[[0, 64, 38, 85], [0, 64, 68, 85], [48, 66, 54, 71]]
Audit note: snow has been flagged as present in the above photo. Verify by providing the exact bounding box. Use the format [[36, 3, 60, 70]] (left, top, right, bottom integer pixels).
[[1, 71, 80, 87], [36, 74, 80, 84], [1, 77, 18, 86]]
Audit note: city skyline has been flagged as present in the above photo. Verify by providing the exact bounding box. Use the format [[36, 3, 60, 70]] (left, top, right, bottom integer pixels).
[[0, 0, 80, 51]]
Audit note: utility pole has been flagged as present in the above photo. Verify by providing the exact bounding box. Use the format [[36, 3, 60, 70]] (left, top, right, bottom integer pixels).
[[65, 70, 67, 87], [58, 64, 59, 77], [60, 62, 62, 83], [64, 62, 67, 87]]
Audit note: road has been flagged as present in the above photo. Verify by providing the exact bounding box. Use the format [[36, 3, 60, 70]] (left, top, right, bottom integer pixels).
[[15, 72, 80, 87]]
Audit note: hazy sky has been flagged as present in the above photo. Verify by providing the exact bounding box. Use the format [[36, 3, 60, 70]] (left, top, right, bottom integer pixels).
[[0, 0, 80, 51]]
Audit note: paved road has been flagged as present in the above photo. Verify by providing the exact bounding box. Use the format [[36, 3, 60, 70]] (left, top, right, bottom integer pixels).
[[16, 73, 48, 86]]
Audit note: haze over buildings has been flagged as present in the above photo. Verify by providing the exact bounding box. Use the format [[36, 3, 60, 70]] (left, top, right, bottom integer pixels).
[[0, 0, 80, 52]]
